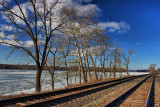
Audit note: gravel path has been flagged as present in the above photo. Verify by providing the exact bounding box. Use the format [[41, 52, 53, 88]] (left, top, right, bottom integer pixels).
[[155, 74, 160, 107], [118, 75, 152, 107], [53, 76, 147, 107]]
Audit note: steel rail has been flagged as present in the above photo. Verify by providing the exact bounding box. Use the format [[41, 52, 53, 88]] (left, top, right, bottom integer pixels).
[[0, 74, 148, 107], [144, 74, 156, 107], [21, 75, 144, 107], [103, 75, 152, 107]]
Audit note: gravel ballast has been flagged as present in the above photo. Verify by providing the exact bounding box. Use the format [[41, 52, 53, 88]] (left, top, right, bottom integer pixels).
[[54, 76, 147, 107]]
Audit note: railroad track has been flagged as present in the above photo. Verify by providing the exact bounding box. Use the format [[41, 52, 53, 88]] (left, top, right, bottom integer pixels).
[[103, 74, 156, 107], [0, 74, 148, 107]]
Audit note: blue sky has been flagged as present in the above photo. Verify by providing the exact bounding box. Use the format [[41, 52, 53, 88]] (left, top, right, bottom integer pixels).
[[0, 0, 160, 70], [91, 0, 160, 70]]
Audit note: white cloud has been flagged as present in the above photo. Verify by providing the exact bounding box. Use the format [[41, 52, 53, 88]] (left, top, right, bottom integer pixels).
[[0, 39, 23, 46], [75, 3, 100, 15], [0, 0, 11, 2], [5, 25, 14, 31], [6, 35, 15, 39], [69, 46, 103, 56], [38, 40, 45, 45], [24, 40, 34, 47], [10, 4, 28, 24], [1, 0, 100, 27], [23, 40, 45, 48], [0, 32, 32, 47], [0, 32, 5, 38], [0, 31, 46, 47], [0, 0, 11, 9], [0, 38, 45, 48], [75, 0, 92, 3], [99, 21, 130, 33], [0, 0, 102, 48], [0, 25, 15, 31], [37, 21, 43, 27], [18, 56, 21, 59], [136, 42, 143, 46], [0, 0, 11, 4]]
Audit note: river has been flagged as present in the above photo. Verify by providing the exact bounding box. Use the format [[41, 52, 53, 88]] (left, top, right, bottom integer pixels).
[[0, 69, 148, 96]]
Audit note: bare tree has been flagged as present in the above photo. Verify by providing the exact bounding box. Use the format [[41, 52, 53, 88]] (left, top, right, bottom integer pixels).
[[89, 46, 98, 80], [96, 36, 110, 79], [117, 49, 124, 77], [148, 64, 156, 74], [59, 7, 87, 83], [109, 57, 113, 78], [113, 48, 118, 78], [122, 49, 134, 76], [109, 43, 121, 78], [0, 0, 66, 92], [60, 37, 72, 86], [46, 35, 64, 90], [59, 6, 105, 82]]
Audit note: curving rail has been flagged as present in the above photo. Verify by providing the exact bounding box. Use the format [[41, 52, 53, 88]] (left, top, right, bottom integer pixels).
[[145, 75, 155, 107], [103, 74, 156, 107]]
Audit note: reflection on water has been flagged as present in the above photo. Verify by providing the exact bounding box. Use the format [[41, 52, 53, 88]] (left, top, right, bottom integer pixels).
[[0, 69, 148, 96]]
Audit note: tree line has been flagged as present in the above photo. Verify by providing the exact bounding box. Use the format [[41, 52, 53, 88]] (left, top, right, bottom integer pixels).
[[0, 64, 65, 70]]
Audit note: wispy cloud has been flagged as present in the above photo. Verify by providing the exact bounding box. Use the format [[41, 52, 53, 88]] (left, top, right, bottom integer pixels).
[[0, 0, 11, 3], [6, 35, 15, 39], [0, 39, 23, 47], [24, 40, 34, 48], [0, 0, 11, 8], [0, 25, 15, 31], [75, 0, 93, 3], [99, 21, 130, 33], [136, 42, 143, 46], [1, 0, 100, 26], [74, 3, 100, 15], [0, 33, 45, 48], [0, 32, 5, 38]]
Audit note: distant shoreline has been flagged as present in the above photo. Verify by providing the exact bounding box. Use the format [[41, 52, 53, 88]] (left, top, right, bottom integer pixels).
[[0, 64, 65, 70], [0, 64, 149, 72]]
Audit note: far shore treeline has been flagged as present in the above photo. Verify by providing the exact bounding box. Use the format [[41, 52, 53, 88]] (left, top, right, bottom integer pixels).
[[0, 64, 64, 70], [0, 64, 148, 72]]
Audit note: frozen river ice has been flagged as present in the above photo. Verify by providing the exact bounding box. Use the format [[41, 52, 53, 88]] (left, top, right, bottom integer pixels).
[[0, 69, 148, 96]]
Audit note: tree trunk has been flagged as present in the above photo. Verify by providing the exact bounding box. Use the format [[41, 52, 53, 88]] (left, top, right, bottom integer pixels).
[[102, 55, 106, 79], [35, 64, 42, 92], [86, 50, 92, 81], [118, 62, 122, 77], [109, 60, 112, 78], [75, 69, 77, 84], [51, 54, 56, 90], [81, 48, 88, 82], [77, 47, 87, 83], [126, 64, 129, 76], [79, 64, 81, 84], [100, 58, 103, 79], [113, 52, 116, 78], [64, 56, 69, 86], [78, 53, 87, 83], [101, 64, 103, 79], [119, 67, 122, 77], [74, 38, 87, 83], [90, 54, 98, 80], [51, 73, 54, 89]]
